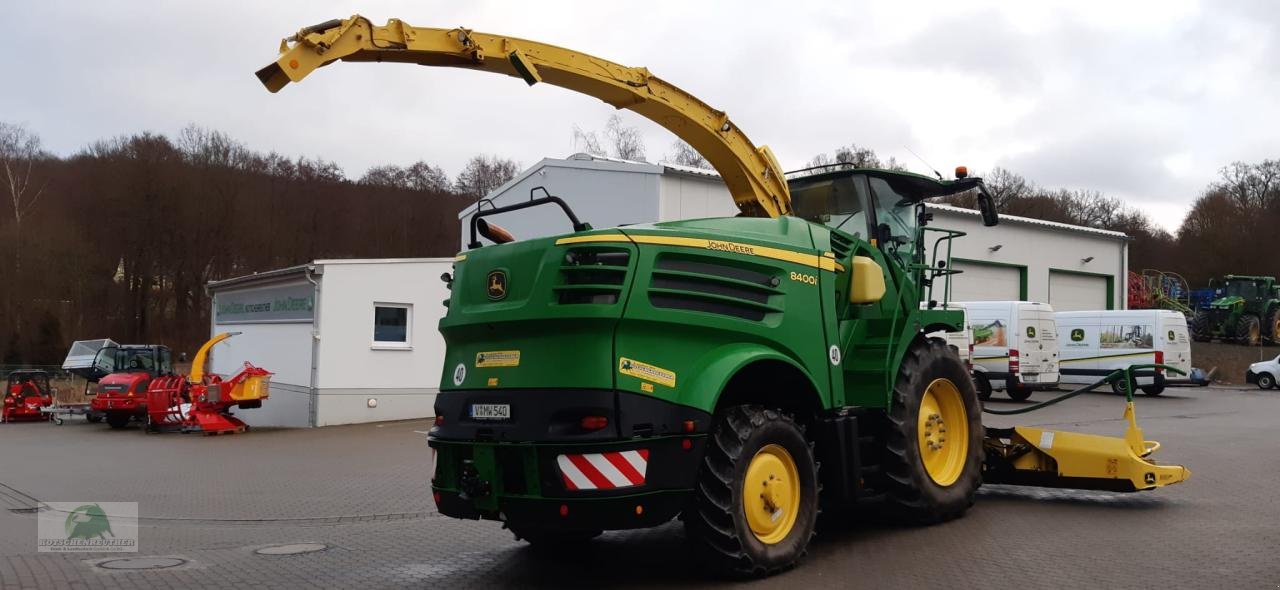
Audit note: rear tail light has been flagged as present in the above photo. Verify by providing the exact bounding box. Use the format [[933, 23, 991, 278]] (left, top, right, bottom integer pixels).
[[1009, 349, 1021, 376], [580, 415, 609, 431], [1155, 351, 1164, 373], [433, 415, 444, 427]]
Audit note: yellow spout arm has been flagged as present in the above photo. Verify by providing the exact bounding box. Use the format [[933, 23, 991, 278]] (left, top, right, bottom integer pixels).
[[189, 332, 240, 384], [256, 15, 791, 218]]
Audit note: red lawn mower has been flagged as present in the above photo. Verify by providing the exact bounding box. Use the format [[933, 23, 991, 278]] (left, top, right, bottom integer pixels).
[[2, 370, 55, 423]]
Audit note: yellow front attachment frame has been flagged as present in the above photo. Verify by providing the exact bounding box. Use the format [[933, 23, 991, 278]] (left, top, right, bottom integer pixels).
[[983, 365, 1190, 492]]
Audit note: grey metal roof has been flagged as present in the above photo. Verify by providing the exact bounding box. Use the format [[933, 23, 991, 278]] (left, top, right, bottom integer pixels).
[[206, 264, 312, 292], [927, 203, 1130, 241], [457, 154, 721, 219]]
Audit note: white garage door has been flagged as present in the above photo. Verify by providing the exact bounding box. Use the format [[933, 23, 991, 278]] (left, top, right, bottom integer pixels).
[[1049, 271, 1109, 311], [949, 261, 1022, 301]]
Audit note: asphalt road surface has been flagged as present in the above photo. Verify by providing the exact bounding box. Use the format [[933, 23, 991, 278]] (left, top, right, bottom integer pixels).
[[1, 384, 1277, 588]]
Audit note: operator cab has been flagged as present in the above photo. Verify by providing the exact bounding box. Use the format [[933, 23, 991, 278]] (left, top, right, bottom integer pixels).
[[95, 345, 174, 377], [787, 165, 998, 263]]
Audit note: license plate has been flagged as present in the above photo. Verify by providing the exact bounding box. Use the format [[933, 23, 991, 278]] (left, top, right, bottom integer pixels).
[[469, 404, 511, 420]]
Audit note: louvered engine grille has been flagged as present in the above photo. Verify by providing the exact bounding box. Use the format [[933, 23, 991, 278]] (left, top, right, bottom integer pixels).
[[648, 256, 783, 321], [554, 247, 631, 305]]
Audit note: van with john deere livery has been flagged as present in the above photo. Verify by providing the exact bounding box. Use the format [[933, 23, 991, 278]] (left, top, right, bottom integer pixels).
[[1056, 310, 1191, 395], [953, 301, 1060, 401]]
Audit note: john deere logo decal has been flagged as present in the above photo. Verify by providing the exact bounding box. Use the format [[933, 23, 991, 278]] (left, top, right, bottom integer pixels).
[[66, 504, 113, 540], [1071, 328, 1085, 342], [487, 270, 507, 300], [1026, 326, 1037, 338]]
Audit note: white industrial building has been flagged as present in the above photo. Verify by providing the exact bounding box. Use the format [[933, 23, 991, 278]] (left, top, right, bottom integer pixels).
[[465, 154, 1128, 311], [204, 153, 1126, 427], [927, 204, 1127, 310], [206, 259, 451, 427]]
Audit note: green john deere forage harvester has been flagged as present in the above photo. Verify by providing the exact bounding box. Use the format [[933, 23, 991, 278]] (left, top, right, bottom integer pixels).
[[258, 15, 1188, 579], [433, 167, 1000, 574], [1191, 275, 1280, 345]]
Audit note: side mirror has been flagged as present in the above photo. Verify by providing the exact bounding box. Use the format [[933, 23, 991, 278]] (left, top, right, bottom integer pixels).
[[977, 186, 999, 227], [849, 256, 887, 304]]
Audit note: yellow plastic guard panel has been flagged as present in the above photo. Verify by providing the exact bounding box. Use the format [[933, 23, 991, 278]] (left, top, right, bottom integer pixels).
[[229, 375, 271, 402], [1011, 426, 1190, 492], [849, 256, 886, 304]]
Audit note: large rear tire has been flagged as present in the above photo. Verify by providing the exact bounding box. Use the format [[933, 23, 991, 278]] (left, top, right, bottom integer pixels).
[[1190, 311, 1213, 342], [685, 405, 818, 578], [1266, 309, 1280, 345], [879, 339, 983, 524], [1237, 314, 1262, 346]]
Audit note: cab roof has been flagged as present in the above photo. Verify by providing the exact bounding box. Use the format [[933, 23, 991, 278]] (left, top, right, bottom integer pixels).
[[786, 165, 983, 201]]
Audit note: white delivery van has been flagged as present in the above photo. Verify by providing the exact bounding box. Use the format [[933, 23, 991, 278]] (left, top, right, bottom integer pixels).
[[922, 303, 972, 369], [1055, 310, 1192, 396], [953, 301, 1061, 401]]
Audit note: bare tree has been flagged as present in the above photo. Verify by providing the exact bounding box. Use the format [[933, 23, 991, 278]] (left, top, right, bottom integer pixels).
[[454, 155, 520, 199], [665, 140, 710, 169], [571, 125, 606, 157], [361, 161, 451, 193], [0, 122, 48, 344], [805, 144, 905, 171], [604, 114, 647, 162]]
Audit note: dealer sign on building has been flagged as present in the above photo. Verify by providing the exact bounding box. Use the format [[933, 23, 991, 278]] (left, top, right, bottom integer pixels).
[[214, 283, 315, 324]]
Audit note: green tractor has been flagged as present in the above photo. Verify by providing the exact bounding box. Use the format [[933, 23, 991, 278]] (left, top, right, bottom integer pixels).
[[1190, 275, 1280, 346]]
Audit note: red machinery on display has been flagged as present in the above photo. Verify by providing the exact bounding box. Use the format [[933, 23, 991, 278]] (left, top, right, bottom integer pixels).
[[2, 370, 54, 423], [145, 332, 272, 435]]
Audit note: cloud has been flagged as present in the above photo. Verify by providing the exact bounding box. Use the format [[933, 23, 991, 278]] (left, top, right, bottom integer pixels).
[[2, 0, 1279, 234]]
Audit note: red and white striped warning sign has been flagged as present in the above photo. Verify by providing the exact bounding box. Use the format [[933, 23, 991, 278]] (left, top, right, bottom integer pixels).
[[557, 450, 650, 490]]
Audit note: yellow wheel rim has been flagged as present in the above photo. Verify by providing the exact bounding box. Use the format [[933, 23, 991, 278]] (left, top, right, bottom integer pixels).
[[917, 378, 970, 486], [742, 443, 801, 545]]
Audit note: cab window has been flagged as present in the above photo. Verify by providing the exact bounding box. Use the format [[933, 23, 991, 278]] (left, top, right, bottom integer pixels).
[[789, 175, 871, 239], [869, 177, 918, 262]]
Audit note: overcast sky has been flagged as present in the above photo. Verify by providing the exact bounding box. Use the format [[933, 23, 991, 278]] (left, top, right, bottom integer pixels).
[[4, 0, 1277, 231]]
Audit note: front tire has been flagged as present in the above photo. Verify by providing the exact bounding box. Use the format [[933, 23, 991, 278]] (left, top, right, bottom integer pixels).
[[879, 339, 983, 524], [685, 405, 818, 578], [1258, 373, 1276, 390], [1111, 379, 1131, 396]]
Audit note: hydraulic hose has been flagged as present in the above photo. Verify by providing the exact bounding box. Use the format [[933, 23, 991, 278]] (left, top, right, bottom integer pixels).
[[980, 364, 1185, 416]]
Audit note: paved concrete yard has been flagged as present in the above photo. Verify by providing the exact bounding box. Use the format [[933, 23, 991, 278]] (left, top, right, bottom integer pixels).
[[1, 385, 1278, 588]]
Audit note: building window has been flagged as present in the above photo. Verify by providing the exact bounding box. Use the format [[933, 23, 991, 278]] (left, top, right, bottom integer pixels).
[[373, 304, 411, 348]]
